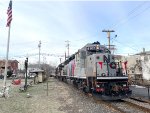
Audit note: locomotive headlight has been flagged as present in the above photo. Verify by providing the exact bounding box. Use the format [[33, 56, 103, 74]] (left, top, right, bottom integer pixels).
[[96, 45, 100, 50], [101, 73, 106, 76], [96, 85, 100, 87]]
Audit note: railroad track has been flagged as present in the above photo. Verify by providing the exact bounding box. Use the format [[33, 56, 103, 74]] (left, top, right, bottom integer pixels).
[[58, 79, 150, 113], [130, 96, 150, 104], [93, 96, 150, 113], [92, 98, 126, 113], [123, 98, 150, 113]]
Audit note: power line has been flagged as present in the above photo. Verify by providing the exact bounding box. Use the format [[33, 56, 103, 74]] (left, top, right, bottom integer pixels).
[[112, 1, 149, 29], [12, 53, 65, 59], [111, 1, 147, 28], [113, 38, 139, 52], [11, 41, 37, 45], [110, 2, 150, 54], [124, 5, 150, 23], [127, 1, 148, 16], [65, 40, 70, 58]]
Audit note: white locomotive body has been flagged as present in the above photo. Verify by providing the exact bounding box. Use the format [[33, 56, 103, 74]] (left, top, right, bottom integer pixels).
[[56, 41, 131, 100]]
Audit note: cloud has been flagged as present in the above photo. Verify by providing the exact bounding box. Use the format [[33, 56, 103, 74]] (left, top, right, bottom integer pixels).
[[1, 1, 150, 66]]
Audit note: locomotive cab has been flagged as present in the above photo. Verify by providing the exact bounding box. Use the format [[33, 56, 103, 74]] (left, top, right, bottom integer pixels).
[[84, 42, 132, 100]]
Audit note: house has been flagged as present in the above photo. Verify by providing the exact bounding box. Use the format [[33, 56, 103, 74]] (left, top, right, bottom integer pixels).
[[0, 60, 19, 76], [120, 48, 150, 85]]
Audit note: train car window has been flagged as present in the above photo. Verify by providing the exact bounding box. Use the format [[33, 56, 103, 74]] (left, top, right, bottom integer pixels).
[[104, 49, 111, 53], [98, 49, 104, 53], [86, 47, 90, 50], [87, 51, 93, 56]]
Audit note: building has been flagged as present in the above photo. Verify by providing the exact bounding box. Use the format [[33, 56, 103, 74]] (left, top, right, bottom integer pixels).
[[0, 60, 19, 76], [119, 49, 150, 85], [135, 49, 150, 81], [29, 69, 46, 83]]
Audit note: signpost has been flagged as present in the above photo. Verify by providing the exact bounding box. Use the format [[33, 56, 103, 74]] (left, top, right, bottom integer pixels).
[[24, 58, 28, 90]]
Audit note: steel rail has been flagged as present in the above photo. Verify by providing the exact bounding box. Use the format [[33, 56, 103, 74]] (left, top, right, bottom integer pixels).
[[123, 99, 150, 113], [92, 97, 126, 113], [130, 97, 150, 104]]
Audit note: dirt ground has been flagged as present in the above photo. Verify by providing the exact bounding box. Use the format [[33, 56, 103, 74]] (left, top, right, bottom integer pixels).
[[0, 77, 116, 113]]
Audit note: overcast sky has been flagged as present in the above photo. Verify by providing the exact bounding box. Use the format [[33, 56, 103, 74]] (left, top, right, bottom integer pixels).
[[1, 0, 150, 66]]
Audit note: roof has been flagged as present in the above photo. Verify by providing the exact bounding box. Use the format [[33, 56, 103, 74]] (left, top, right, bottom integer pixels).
[[29, 69, 44, 73], [135, 51, 150, 55], [0, 59, 19, 63]]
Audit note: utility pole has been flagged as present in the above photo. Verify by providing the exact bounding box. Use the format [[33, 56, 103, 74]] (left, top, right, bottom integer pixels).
[[59, 58, 62, 64], [65, 51, 66, 60], [65, 40, 70, 58], [38, 41, 41, 69], [102, 29, 115, 50], [24, 57, 28, 90]]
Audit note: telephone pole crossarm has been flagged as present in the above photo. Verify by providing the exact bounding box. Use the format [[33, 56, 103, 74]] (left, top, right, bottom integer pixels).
[[102, 29, 115, 50]]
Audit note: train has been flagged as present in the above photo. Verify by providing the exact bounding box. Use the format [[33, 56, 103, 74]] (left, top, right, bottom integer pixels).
[[55, 41, 132, 100]]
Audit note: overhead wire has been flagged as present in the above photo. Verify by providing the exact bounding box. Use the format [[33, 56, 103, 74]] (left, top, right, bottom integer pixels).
[[109, 36, 140, 55], [111, 1, 149, 29], [115, 6, 150, 30], [110, 2, 150, 54], [113, 38, 139, 52], [12, 53, 65, 59]]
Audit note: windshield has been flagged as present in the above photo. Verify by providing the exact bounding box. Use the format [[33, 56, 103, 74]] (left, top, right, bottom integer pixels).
[[87, 49, 111, 56]]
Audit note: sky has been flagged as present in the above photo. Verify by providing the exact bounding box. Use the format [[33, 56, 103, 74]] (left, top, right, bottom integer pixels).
[[1, 0, 150, 67]]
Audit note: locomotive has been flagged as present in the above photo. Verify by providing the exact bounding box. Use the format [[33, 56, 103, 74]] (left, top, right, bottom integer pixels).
[[56, 41, 132, 100]]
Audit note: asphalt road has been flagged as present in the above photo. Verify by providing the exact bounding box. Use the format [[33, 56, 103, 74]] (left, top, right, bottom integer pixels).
[[130, 85, 150, 99]]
